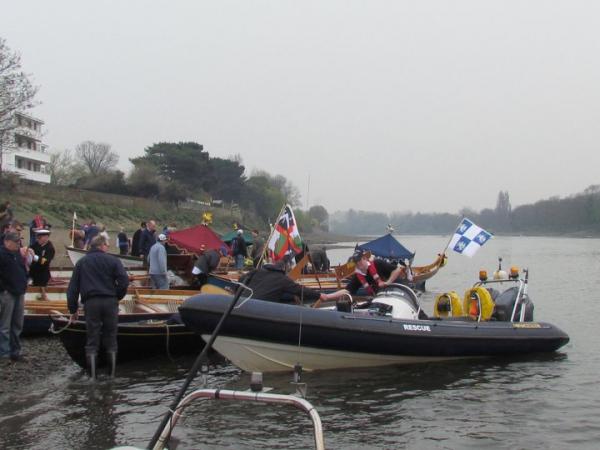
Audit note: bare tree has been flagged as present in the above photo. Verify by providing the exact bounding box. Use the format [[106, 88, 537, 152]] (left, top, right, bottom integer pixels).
[[75, 140, 119, 175], [0, 38, 39, 174], [48, 149, 81, 185]]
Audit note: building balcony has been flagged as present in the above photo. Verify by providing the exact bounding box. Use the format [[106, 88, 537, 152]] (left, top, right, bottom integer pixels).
[[10, 167, 51, 184], [11, 146, 51, 164]]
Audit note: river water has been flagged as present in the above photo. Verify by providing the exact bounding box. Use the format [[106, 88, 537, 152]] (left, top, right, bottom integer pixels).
[[1, 235, 598, 449]]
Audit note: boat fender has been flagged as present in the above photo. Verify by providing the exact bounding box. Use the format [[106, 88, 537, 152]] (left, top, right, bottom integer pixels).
[[433, 291, 463, 317], [463, 287, 494, 321]]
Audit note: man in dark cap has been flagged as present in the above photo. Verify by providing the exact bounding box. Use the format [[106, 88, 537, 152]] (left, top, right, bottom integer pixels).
[[29, 229, 55, 301], [67, 235, 129, 378], [0, 232, 28, 362]]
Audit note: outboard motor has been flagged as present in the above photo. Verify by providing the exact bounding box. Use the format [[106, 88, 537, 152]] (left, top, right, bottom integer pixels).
[[492, 286, 535, 322], [370, 284, 424, 320]]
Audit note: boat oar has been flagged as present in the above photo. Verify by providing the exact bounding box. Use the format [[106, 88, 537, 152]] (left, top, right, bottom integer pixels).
[[147, 273, 256, 450]]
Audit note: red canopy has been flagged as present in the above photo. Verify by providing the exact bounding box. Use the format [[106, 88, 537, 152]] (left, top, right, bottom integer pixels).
[[167, 224, 228, 255]]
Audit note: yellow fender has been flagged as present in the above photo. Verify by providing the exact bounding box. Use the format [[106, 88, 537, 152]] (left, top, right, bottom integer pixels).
[[434, 291, 463, 317], [463, 287, 494, 321]]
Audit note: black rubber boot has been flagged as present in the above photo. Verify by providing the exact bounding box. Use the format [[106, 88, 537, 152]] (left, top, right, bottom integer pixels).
[[107, 351, 117, 378], [86, 353, 97, 379]]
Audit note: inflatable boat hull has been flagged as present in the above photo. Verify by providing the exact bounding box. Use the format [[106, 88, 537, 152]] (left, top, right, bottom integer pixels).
[[179, 294, 570, 372]]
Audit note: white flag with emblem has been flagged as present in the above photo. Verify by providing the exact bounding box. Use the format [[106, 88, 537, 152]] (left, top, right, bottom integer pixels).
[[447, 218, 493, 257]]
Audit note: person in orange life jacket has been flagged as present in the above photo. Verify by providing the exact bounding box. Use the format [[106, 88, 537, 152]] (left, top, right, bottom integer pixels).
[[313, 250, 406, 307]]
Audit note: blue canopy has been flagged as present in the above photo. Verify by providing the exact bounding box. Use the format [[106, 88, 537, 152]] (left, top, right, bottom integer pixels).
[[356, 234, 415, 262]]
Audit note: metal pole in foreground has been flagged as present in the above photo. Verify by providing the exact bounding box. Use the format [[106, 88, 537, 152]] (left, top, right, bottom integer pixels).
[[147, 278, 254, 449], [152, 389, 325, 450]]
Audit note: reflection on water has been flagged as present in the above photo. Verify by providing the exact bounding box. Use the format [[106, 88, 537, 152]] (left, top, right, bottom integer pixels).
[[1, 236, 600, 449]]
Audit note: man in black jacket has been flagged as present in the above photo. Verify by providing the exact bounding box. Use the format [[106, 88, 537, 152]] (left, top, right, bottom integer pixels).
[[240, 261, 330, 304], [67, 235, 129, 378], [191, 247, 224, 288], [0, 232, 28, 362]]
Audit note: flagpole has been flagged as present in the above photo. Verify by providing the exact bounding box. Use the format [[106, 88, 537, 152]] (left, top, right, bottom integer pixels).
[[441, 216, 465, 256], [257, 203, 287, 268], [71, 212, 76, 247]]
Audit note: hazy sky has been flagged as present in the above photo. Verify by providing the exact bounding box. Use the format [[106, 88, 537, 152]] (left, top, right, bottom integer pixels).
[[2, 1, 599, 214]]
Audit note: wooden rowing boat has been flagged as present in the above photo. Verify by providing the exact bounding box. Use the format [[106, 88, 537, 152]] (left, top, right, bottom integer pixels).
[[23, 286, 202, 335]]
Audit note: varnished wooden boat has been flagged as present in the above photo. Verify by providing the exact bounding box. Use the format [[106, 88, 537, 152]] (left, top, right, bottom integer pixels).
[[66, 245, 145, 268], [23, 286, 202, 335], [207, 253, 448, 296]]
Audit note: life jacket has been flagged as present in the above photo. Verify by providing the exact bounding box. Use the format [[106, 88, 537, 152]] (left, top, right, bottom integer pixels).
[[354, 261, 380, 296]]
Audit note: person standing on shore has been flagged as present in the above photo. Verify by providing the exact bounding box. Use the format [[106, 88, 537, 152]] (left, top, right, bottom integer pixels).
[[0, 232, 28, 363], [130, 221, 146, 257], [148, 234, 169, 289], [67, 235, 129, 378], [139, 220, 157, 263], [29, 229, 55, 301], [231, 229, 247, 271], [117, 227, 130, 255]]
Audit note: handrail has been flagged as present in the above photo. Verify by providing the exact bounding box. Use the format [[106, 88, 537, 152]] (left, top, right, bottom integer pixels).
[[152, 388, 325, 450]]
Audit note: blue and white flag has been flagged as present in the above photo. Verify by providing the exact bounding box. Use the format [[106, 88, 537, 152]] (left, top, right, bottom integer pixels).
[[447, 218, 493, 257]]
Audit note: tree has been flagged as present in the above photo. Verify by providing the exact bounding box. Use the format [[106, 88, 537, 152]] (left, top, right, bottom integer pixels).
[[75, 170, 128, 194], [250, 170, 302, 206], [75, 140, 119, 175], [131, 142, 211, 192], [242, 174, 286, 223], [48, 149, 80, 185], [127, 161, 161, 198], [309, 205, 329, 230], [495, 190, 512, 231], [208, 156, 246, 202], [0, 38, 39, 174], [160, 181, 189, 207]]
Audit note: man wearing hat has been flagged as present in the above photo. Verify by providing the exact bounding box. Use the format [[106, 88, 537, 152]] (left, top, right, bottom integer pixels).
[[29, 229, 55, 301], [148, 233, 169, 290], [0, 232, 28, 362], [67, 234, 129, 378]]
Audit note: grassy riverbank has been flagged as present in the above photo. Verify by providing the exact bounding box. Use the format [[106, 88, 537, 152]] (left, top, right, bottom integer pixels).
[[5, 184, 360, 266]]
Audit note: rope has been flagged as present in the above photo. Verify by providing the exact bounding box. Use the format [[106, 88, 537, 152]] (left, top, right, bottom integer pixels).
[[48, 312, 73, 334]]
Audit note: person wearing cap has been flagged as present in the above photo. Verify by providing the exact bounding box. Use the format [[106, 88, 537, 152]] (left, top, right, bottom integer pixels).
[[231, 229, 248, 270], [0, 231, 29, 362], [192, 246, 225, 288], [29, 229, 55, 301], [148, 233, 169, 290], [67, 234, 129, 378]]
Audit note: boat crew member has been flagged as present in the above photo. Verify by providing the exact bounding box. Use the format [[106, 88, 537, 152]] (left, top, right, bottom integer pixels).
[[313, 250, 406, 306], [191, 246, 225, 288], [67, 234, 129, 378], [239, 260, 332, 304], [0, 232, 28, 362], [29, 229, 56, 301]]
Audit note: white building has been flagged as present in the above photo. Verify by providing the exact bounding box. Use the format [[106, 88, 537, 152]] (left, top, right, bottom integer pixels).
[[0, 112, 51, 183]]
